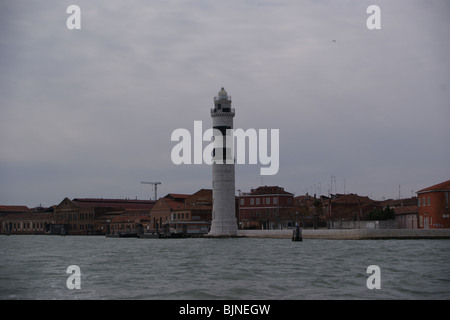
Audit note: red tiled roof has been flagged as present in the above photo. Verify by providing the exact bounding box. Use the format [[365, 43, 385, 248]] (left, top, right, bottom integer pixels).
[[0, 205, 30, 212], [72, 198, 155, 210], [331, 193, 375, 204], [393, 206, 418, 215], [417, 180, 450, 193], [163, 193, 191, 201], [380, 197, 418, 207], [247, 186, 293, 195], [2, 213, 53, 220], [163, 198, 186, 210]]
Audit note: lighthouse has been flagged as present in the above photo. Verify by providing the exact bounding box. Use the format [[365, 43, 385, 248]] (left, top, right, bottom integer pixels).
[[209, 87, 238, 236]]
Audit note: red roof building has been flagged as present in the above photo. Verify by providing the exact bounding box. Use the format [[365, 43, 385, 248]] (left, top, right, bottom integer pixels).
[[238, 186, 294, 230], [393, 206, 418, 229], [53, 197, 155, 235], [417, 180, 450, 229], [150, 194, 189, 231], [168, 189, 213, 236], [322, 193, 380, 222], [1, 212, 53, 235]]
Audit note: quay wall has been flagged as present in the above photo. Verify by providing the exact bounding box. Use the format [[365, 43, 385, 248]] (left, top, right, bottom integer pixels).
[[237, 229, 450, 239]]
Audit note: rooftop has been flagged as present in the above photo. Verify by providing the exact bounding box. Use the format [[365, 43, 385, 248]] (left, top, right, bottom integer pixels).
[[417, 180, 450, 193], [0, 205, 30, 212], [72, 198, 155, 210], [243, 186, 294, 196]]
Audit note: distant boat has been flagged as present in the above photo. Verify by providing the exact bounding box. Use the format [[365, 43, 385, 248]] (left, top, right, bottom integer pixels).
[[118, 232, 137, 238]]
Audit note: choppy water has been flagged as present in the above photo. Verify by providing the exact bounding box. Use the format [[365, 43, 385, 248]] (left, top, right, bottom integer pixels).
[[0, 235, 449, 300]]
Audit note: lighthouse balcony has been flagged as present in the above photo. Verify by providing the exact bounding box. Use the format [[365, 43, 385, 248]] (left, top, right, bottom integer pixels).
[[211, 107, 235, 115]]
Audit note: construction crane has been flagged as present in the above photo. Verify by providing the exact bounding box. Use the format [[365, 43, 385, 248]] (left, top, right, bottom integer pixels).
[[141, 181, 161, 201]]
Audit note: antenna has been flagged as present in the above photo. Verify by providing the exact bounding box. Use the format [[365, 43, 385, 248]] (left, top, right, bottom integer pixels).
[[141, 181, 161, 201]]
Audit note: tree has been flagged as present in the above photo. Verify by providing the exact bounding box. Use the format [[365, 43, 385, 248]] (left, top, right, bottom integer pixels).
[[313, 199, 322, 229], [368, 206, 395, 220]]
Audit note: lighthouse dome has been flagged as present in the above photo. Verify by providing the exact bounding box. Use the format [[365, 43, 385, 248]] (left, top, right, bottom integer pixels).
[[217, 87, 228, 100]]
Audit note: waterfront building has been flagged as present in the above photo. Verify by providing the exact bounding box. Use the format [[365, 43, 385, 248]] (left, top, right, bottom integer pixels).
[[292, 194, 328, 229], [168, 189, 212, 236], [149, 193, 189, 232], [323, 193, 380, 225], [393, 206, 418, 229], [380, 197, 418, 229], [1, 211, 53, 235], [209, 87, 238, 236], [0, 205, 31, 234], [417, 180, 450, 229], [109, 214, 152, 236], [53, 198, 155, 235], [239, 186, 294, 230]]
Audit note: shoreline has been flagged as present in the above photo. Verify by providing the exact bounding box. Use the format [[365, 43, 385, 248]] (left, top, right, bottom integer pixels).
[[237, 229, 450, 240], [4, 229, 450, 240]]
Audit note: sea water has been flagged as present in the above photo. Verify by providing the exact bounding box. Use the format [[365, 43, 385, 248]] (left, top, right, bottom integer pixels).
[[0, 235, 449, 300]]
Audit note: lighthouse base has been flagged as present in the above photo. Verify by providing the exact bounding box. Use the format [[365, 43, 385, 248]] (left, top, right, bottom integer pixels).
[[208, 220, 238, 237]]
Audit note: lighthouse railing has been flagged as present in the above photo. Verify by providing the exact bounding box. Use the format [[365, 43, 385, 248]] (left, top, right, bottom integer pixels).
[[213, 95, 231, 101]]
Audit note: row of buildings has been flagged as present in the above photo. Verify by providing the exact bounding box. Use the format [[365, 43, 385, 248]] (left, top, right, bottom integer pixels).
[[1, 179, 449, 236]]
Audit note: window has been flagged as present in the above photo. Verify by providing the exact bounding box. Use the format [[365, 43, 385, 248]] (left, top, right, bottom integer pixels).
[[446, 192, 449, 209], [250, 198, 254, 205], [256, 198, 260, 205], [240, 198, 244, 205], [418, 198, 421, 207], [266, 198, 270, 205], [427, 197, 431, 206], [273, 197, 277, 205]]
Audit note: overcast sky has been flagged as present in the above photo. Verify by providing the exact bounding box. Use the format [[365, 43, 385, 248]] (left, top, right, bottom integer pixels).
[[1, 0, 449, 207]]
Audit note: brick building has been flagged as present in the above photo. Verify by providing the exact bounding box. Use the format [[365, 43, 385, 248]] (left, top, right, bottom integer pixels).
[[109, 214, 152, 236], [323, 193, 380, 222], [380, 197, 418, 229], [417, 180, 450, 229], [1, 205, 30, 234], [393, 206, 418, 229], [53, 198, 155, 235], [1, 210, 54, 235], [150, 193, 190, 232], [168, 189, 212, 235], [292, 194, 328, 228], [238, 186, 294, 229]]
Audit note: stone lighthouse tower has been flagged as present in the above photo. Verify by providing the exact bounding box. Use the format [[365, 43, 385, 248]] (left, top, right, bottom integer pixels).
[[209, 87, 238, 236]]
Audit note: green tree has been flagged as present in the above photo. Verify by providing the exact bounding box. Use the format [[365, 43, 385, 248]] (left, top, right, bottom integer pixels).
[[368, 206, 395, 220]]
